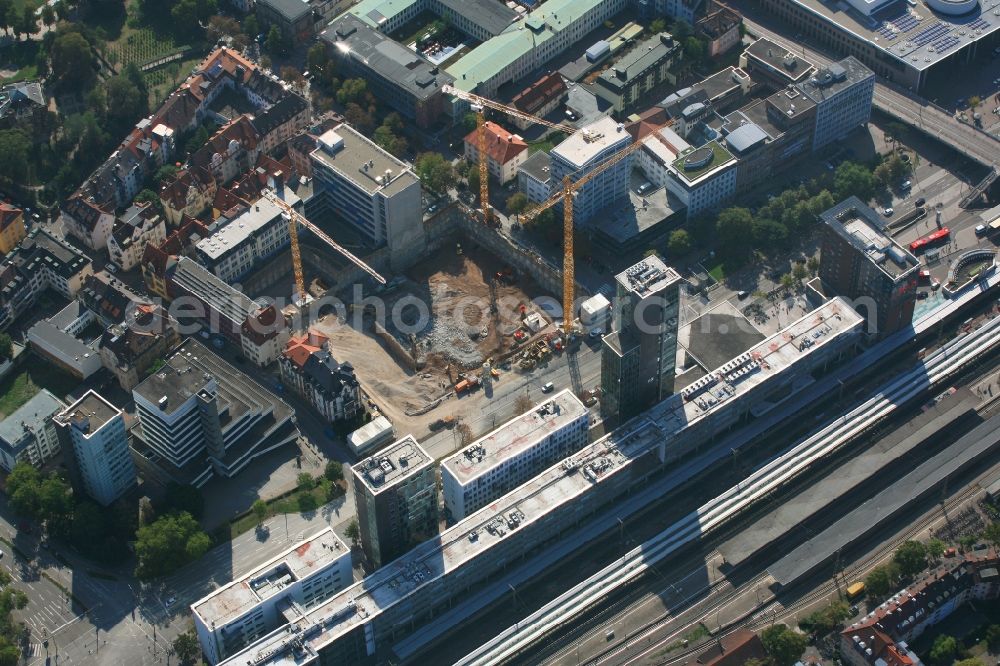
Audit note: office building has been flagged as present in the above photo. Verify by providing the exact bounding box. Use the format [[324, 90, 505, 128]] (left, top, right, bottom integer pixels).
[[634, 124, 691, 191], [517, 151, 553, 204], [0, 390, 66, 472], [592, 32, 681, 114], [309, 125, 425, 268], [463, 121, 529, 185], [819, 196, 920, 337], [640, 0, 703, 24], [107, 203, 165, 272], [664, 141, 737, 218], [740, 38, 815, 90], [755, 0, 1000, 93], [351, 435, 437, 568], [602, 255, 682, 424], [132, 338, 299, 487], [192, 528, 353, 665], [279, 330, 361, 423], [54, 390, 136, 506], [0, 229, 93, 330], [797, 57, 874, 151], [0, 203, 25, 254], [321, 15, 454, 129], [27, 301, 102, 380], [442, 390, 588, 521], [217, 297, 864, 666], [195, 187, 300, 283], [549, 117, 633, 225], [697, 2, 742, 58]]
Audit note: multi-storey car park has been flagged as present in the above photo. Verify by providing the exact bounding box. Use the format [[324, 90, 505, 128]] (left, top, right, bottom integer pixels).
[[211, 297, 867, 666]]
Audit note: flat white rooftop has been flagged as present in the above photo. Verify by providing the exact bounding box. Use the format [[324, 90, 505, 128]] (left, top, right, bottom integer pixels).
[[442, 389, 587, 486], [196, 189, 299, 261], [219, 297, 865, 666], [615, 255, 682, 298], [191, 528, 349, 630], [310, 124, 418, 198], [551, 116, 631, 169], [352, 435, 433, 496], [641, 127, 690, 168]]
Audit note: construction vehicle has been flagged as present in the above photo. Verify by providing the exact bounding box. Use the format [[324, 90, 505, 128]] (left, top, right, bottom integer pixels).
[[260, 190, 386, 303], [443, 85, 576, 226], [429, 416, 456, 431], [518, 125, 669, 335]]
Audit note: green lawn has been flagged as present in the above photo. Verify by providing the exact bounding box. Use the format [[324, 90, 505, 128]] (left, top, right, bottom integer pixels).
[[0, 363, 79, 419], [0, 41, 40, 85], [707, 261, 726, 282]]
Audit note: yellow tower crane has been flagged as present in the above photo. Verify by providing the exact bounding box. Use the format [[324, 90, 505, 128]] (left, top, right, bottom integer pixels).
[[519, 128, 669, 335], [260, 189, 387, 304], [443, 85, 576, 225]]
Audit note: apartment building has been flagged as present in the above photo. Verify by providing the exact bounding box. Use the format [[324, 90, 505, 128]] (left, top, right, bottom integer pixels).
[[441, 390, 589, 520], [99, 304, 180, 391], [511, 73, 568, 131], [0, 390, 65, 472], [463, 121, 529, 185], [592, 33, 681, 115], [54, 390, 136, 506], [517, 151, 553, 204], [352, 436, 438, 568], [107, 203, 166, 271], [60, 194, 116, 252], [0, 203, 25, 254], [279, 330, 361, 423]]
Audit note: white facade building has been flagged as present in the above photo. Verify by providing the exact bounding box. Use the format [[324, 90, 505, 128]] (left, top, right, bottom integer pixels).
[[54, 390, 136, 506], [549, 117, 633, 225], [192, 528, 353, 665], [107, 204, 166, 272], [0, 390, 65, 472], [664, 141, 738, 218], [635, 127, 690, 189], [441, 390, 589, 520]]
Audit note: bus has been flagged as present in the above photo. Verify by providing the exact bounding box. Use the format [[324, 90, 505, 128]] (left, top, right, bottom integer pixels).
[[909, 227, 950, 253], [846, 581, 866, 601]]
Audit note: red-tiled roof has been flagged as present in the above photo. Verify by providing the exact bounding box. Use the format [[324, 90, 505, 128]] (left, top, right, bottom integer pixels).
[[512, 73, 568, 116], [283, 330, 329, 368], [464, 122, 528, 165]]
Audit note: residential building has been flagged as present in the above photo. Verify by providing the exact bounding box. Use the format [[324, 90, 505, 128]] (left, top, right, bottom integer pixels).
[[444, 0, 631, 98], [796, 57, 874, 151], [549, 117, 633, 225], [602, 255, 682, 424], [99, 304, 180, 391], [0, 80, 45, 121], [592, 33, 681, 115], [132, 338, 299, 487], [192, 528, 353, 665], [739, 38, 814, 90], [216, 298, 864, 666], [664, 141, 737, 218], [166, 257, 289, 365], [79, 271, 152, 326], [351, 435, 437, 568], [517, 151, 553, 204], [195, 186, 298, 282], [511, 73, 568, 131], [159, 167, 218, 226], [107, 203, 166, 271], [0, 229, 93, 330], [139, 217, 211, 298], [279, 330, 361, 423], [840, 549, 1000, 666], [54, 390, 136, 506], [309, 125, 425, 267], [60, 195, 116, 252], [696, 2, 742, 58], [189, 116, 262, 187], [0, 203, 25, 254], [441, 389, 589, 520], [754, 0, 1000, 93], [819, 196, 920, 337], [0, 390, 66, 472], [321, 15, 455, 129], [27, 301, 102, 380], [251, 94, 311, 156], [463, 121, 529, 185]]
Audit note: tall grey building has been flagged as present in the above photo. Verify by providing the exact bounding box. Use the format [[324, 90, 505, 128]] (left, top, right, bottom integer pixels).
[[351, 435, 437, 568], [796, 57, 874, 152], [601, 255, 682, 424]]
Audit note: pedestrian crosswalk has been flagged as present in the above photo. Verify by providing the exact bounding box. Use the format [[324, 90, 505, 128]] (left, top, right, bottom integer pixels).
[[25, 643, 43, 657]]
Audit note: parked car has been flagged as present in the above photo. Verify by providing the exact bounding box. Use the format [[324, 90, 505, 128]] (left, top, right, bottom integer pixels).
[[900, 179, 912, 190], [914, 197, 926, 208], [541, 382, 554, 393], [975, 224, 987, 236], [883, 206, 894, 216]]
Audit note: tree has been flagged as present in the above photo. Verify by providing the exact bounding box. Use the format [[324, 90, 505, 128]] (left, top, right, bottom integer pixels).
[[135, 189, 160, 207], [461, 112, 478, 132], [345, 518, 360, 546], [506, 192, 528, 215], [325, 461, 344, 482], [298, 492, 318, 512], [50, 32, 96, 89], [415, 153, 455, 194], [954, 659, 985, 666], [336, 77, 368, 105], [806, 256, 820, 274], [343, 103, 374, 134], [751, 218, 788, 249], [170, 0, 201, 37], [243, 13, 259, 38], [649, 17, 666, 33], [373, 124, 407, 158], [467, 168, 480, 199], [798, 600, 851, 636], [514, 394, 533, 413], [0, 129, 31, 182], [683, 36, 705, 63], [41, 4, 55, 27], [667, 229, 692, 256], [968, 95, 981, 110], [865, 562, 900, 597], [307, 42, 329, 74], [456, 422, 474, 446], [6, 463, 41, 518], [716, 207, 754, 257], [155, 164, 178, 184], [207, 15, 241, 42], [18, 6, 37, 36], [265, 25, 283, 54], [985, 624, 1000, 651], [135, 512, 212, 579], [164, 483, 204, 520], [760, 624, 808, 666], [927, 634, 957, 666], [792, 263, 808, 283], [926, 538, 946, 560], [173, 631, 201, 665], [893, 540, 928, 578], [106, 75, 148, 131], [834, 161, 875, 202], [252, 499, 268, 525], [0, 332, 11, 361], [983, 522, 1000, 548], [297, 473, 315, 492]]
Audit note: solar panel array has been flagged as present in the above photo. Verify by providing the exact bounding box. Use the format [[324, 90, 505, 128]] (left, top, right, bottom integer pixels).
[[911, 22, 948, 46], [891, 12, 919, 33], [877, 24, 897, 40], [968, 17, 990, 31], [932, 35, 960, 53]]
